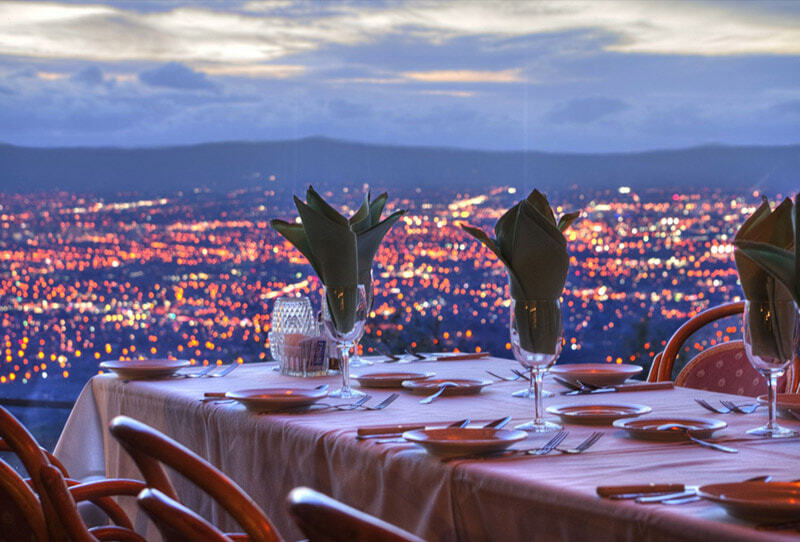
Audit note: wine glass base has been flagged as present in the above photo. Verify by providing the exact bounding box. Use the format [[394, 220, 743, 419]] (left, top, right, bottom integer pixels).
[[348, 356, 374, 368], [328, 387, 366, 399], [515, 419, 562, 433], [512, 388, 554, 398], [746, 425, 799, 438]]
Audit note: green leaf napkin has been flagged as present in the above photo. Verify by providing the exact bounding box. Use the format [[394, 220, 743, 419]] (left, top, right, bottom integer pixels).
[[459, 189, 578, 353], [271, 187, 405, 332], [734, 195, 799, 360], [735, 194, 800, 305]]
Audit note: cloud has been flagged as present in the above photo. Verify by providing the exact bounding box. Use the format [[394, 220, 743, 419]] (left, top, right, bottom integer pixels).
[[547, 97, 629, 124], [0, 0, 798, 84], [71, 65, 104, 86], [402, 69, 522, 83], [139, 62, 216, 90]]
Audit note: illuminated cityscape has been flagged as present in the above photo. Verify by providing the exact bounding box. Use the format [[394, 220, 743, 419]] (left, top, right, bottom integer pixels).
[[0, 184, 777, 401]]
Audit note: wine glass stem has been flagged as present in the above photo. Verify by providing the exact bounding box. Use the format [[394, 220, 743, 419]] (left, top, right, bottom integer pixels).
[[339, 343, 352, 395], [528, 367, 534, 398], [533, 368, 544, 424], [767, 370, 781, 431]]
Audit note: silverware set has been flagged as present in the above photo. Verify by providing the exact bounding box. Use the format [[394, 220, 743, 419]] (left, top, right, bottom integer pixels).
[[656, 424, 738, 453], [419, 382, 458, 404], [602, 475, 772, 506], [443, 430, 603, 462], [372, 416, 514, 444], [181, 363, 241, 378], [694, 398, 760, 415]]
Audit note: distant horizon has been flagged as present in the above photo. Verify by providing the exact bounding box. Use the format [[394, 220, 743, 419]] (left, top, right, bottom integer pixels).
[[3, 134, 800, 156]]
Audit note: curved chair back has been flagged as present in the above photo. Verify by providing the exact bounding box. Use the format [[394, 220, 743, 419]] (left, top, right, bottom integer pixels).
[[109, 416, 280, 542], [674, 341, 770, 397], [137, 488, 231, 542], [0, 458, 48, 542], [648, 301, 745, 382], [287, 487, 424, 542]]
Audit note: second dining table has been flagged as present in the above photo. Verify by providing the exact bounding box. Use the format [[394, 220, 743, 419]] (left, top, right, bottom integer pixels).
[[55, 356, 800, 541]]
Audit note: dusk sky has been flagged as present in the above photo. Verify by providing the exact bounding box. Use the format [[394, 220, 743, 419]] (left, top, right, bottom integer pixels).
[[1, 0, 799, 152]]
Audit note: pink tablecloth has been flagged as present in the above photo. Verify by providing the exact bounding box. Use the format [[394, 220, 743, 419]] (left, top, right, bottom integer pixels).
[[55, 358, 800, 541]]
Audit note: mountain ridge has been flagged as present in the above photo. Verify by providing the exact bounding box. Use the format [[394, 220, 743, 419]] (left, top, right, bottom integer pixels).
[[0, 137, 797, 194]]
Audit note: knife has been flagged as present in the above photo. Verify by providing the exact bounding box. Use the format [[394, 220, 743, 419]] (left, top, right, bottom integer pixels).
[[596, 483, 685, 499], [356, 418, 471, 440], [566, 381, 675, 395], [435, 352, 490, 361]]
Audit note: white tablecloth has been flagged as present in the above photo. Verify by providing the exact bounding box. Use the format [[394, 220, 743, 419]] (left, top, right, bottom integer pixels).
[[55, 358, 800, 541]]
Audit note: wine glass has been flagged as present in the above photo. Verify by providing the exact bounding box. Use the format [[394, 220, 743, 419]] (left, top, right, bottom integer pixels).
[[321, 285, 368, 398], [349, 272, 374, 368], [742, 300, 800, 438], [511, 299, 563, 432]]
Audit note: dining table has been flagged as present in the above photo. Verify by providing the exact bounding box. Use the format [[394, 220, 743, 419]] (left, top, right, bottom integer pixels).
[[54, 356, 800, 541]]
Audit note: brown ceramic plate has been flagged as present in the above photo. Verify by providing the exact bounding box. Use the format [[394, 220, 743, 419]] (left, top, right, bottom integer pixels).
[[699, 482, 800, 523], [550, 363, 643, 387], [226, 387, 328, 412], [613, 417, 726, 441], [547, 404, 651, 426], [99, 359, 191, 380], [401, 378, 491, 396], [402, 427, 526, 456], [354, 372, 435, 388]]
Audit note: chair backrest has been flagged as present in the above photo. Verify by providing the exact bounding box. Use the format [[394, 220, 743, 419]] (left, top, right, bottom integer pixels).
[[648, 302, 745, 382], [287, 487, 424, 542], [109, 416, 281, 542], [38, 464, 147, 542], [137, 488, 232, 542], [0, 458, 47, 542], [675, 340, 770, 396], [0, 406, 70, 541]]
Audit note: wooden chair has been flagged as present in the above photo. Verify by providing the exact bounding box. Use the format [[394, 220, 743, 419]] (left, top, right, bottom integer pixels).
[[287, 487, 424, 542], [647, 301, 745, 382], [38, 464, 146, 542], [108, 415, 281, 542], [0, 406, 144, 542], [674, 341, 771, 397], [647, 301, 799, 394], [0, 458, 47, 542], [137, 488, 231, 542]]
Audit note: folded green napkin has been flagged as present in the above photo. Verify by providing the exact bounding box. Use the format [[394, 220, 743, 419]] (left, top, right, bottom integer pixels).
[[734, 195, 799, 360], [271, 187, 405, 333], [460, 189, 578, 353], [735, 194, 800, 306]]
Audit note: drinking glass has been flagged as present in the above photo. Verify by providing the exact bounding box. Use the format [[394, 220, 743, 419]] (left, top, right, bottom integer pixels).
[[349, 272, 374, 368], [268, 296, 316, 363], [321, 285, 368, 398], [743, 300, 800, 438], [511, 299, 563, 432]]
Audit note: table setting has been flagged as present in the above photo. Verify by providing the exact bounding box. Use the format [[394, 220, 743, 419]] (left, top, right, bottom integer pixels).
[[52, 191, 800, 541]]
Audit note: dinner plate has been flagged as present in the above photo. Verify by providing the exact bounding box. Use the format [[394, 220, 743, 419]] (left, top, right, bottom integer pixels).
[[613, 417, 726, 441], [699, 482, 800, 523], [756, 393, 800, 418], [546, 404, 651, 426], [354, 372, 435, 388], [401, 378, 491, 396], [550, 363, 643, 387], [402, 427, 527, 456], [99, 359, 191, 380], [225, 387, 328, 412]]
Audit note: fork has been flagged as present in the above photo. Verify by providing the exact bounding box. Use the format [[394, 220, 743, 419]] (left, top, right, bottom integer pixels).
[[209, 363, 240, 378], [181, 365, 217, 378], [405, 349, 429, 361], [420, 382, 458, 404], [720, 400, 760, 414], [376, 345, 403, 363], [486, 370, 522, 382], [694, 398, 731, 414], [556, 432, 603, 454], [443, 430, 569, 462], [362, 393, 399, 410]]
